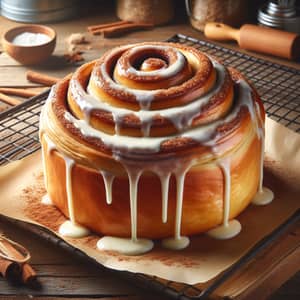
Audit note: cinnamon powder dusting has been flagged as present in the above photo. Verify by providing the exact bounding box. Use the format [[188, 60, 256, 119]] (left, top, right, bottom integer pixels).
[[22, 171, 100, 249], [22, 172, 65, 232]]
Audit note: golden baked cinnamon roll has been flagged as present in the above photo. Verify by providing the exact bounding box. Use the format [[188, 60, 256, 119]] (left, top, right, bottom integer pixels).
[[39, 42, 273, 255]]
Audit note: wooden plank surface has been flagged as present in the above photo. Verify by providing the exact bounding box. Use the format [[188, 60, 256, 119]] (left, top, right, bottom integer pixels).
[[214, 222, 300, 300], [0, 2, 300, 299]]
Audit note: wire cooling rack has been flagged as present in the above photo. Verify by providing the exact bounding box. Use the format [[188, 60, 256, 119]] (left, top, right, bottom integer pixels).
[[0, 34, 300, 299]]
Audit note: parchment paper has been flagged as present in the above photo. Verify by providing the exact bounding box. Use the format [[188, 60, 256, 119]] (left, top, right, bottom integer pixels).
[[0, 117, 299, 285]]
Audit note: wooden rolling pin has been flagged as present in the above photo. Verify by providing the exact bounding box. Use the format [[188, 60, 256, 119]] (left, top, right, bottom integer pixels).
[[204, 23, 300, 60]]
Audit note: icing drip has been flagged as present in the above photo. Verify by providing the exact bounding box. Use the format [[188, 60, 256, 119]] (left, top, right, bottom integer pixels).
[[100, 171, 115, 205], [248, 99, 265, 194], [207, 220, 242, 240], [58, 155, 90, 238], [159, 173, 171, 223], [41, 194, 53, 205], [202, 81, 273, 208], [97, 166, 154, 255], [40, 133, 56, 191], [207, 159, 241, 239], [162, 167, 191, 250], [252, 187, 274, 206], [111, 112, 127, 136], [174, 171, 188, 239], [41, 144, 48, 191], [59, 220, 90, 238], [140, 120, 152, 137], [126, 166, 142, 242], [161, 236, 190, 250], [219, 159, 231, 228], [64, 157, 75, 222], [258, 129, 264, 193], [251, 96, 274, 205], [97, 236, 153, 256]]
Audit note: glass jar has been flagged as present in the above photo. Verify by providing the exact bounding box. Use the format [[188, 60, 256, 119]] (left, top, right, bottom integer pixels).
[[117, 0, 174, 25], [185, 0, 248, 31]]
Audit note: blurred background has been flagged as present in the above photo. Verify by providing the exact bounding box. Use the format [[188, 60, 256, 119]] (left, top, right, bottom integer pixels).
[[0, 1, 299, 33]]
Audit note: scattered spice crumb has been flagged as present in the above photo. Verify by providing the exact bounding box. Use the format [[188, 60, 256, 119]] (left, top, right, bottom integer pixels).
[[22, 171, 66, 232], [67, 33, 87, 45], [64, 52, 85, 64], [64, 32, 89, 64]]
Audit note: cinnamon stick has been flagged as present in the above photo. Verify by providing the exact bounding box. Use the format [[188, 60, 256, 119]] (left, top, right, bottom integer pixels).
[[0, 257, 22, 283], [22, 263, 38, 287], [0, 92, 22, 106], [87, 20, 131, 33], [0, 88, 39, 98], [101, 22, 154, 38], [0, 239, 37, 286], [26, 70, 59, 86]]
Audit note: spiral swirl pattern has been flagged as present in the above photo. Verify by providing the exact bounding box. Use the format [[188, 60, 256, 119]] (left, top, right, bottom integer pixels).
[[40, 42, 268, 254]]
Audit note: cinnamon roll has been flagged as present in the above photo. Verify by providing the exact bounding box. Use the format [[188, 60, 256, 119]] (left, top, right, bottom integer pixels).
[[39, 42, 273, 255]]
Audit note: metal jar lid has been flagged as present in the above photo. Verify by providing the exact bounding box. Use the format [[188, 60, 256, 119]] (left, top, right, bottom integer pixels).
[[1, 0, 80, 23], [258, 0, 300, 34]]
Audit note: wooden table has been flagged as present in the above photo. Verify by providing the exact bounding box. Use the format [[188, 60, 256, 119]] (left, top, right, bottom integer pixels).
[[0, 4, 299, 300]]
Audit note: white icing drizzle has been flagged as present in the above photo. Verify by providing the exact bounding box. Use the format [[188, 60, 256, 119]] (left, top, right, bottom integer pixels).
[[41, 194, 53, 205], [40, 142, 48, 191], [58, 155, 90, 238], [64, 111, 163, 153], [72, 60, 225, 136], [207, 220, 242, 240], [112, 114, 123, 136], [250, 96, 274, 206], [140, 119, 152, 137], [40, 132, 91, 238], [126, 167, 142, 242], [100, 171, 115, 205], [159, 173, 171, 223], [207, 158, 241, 240], [64, 156, 75, 222], [64, 76, 249, 157], [162, 236, 190, 250], [252, 187, 274, 205], [97, 62, 156, 111], [161, 164, 192, 250], [116, 45, 186, 78], [247, 95, 265, 194], [45, 134, 56, 154], [59, 220, 90, 238], [174, 170, 189, 239], [97, 236, 153, 255], [97, 165, 154, 255], [220, 159, 231, 227], [40, 131, 56, 191]]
